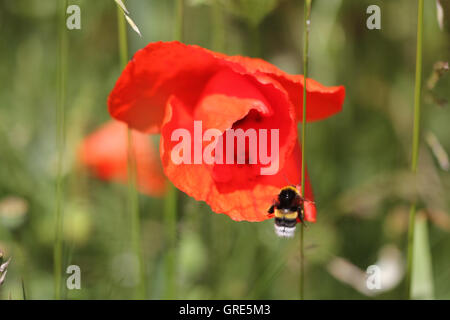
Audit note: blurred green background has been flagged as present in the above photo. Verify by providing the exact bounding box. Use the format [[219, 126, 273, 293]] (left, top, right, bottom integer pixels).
[[0, 0, 449, 299]]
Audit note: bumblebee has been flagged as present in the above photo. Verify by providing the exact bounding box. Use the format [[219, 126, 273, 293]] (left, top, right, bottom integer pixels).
[[267, 185, 309, 238]]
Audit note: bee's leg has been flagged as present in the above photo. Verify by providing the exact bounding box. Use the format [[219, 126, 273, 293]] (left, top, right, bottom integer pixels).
[[297, 206, 308, 227], [267, 200, 279, 216]]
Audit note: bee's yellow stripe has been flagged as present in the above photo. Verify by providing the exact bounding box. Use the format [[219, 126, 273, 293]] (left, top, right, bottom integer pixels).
[[274, 209, 298, 220]]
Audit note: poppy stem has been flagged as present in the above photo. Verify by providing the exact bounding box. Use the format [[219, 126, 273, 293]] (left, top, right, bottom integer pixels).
[[162, 0, 184, 300], [175, 0, 184, 43], [116, 3, 147, 299], [300, 0, 312, 301], [406, 0, 424, 299], [163, 184, 178, 299], [54, 0, 68, 300], [211, 0, 225, 52]]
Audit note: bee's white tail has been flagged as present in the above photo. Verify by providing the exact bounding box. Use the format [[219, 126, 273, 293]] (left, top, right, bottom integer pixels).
[[274, 225, 296, 238]]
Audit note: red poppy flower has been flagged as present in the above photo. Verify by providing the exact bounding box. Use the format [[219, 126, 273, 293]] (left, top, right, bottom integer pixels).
[[108, 41, 345, 222], [79, 121, 166, 197]]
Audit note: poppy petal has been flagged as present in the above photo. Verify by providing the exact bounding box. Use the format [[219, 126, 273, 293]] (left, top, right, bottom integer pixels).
[[223, 55, 345, 122], [160, 96, 315, 222], [194, 68, 273, 132], [193, 69, 298, 182], [108, 41, 345, 133], [79, 121, 166, 197]]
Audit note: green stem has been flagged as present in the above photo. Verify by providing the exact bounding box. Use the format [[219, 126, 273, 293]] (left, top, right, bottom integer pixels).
[[54, 0, 68, 300], [406, 202, 417, 297], [211, 0, 225, 52], [162, 0, 184, 300], [116, 3, 146, 299], [163, 184, 178, 299], [117, 6, 128, 68], [250, 24, 261, 57], [406, 0, 424, 299], [299, 0, 312, 301], [175, 0, 184, 42]]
